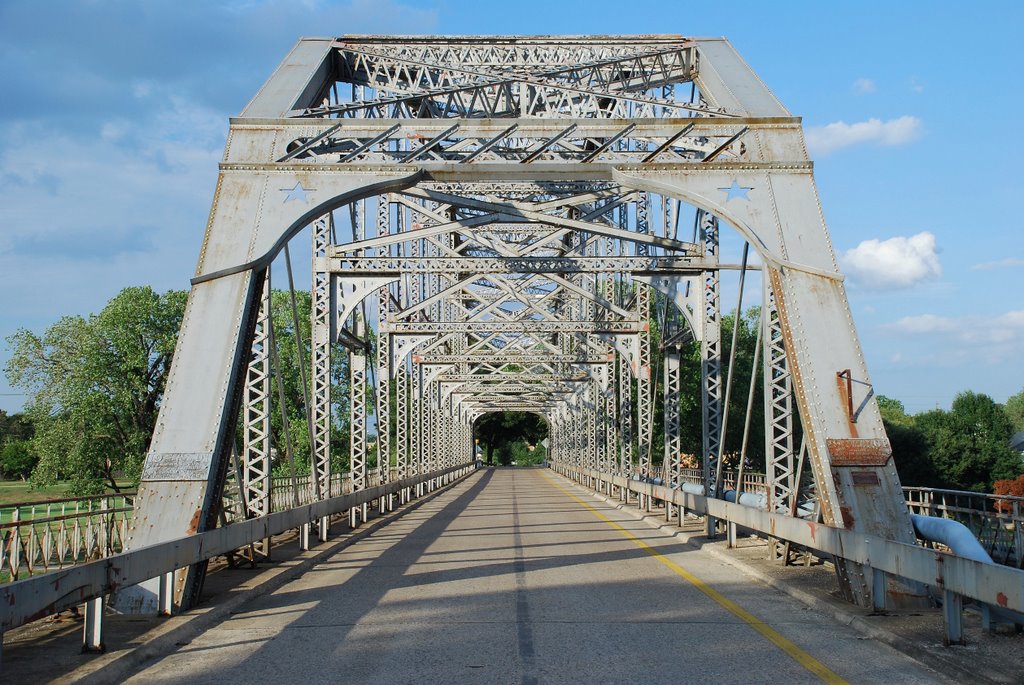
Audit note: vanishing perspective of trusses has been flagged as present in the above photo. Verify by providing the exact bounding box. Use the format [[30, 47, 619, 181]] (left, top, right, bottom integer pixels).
[[118, 35, 926, 613]]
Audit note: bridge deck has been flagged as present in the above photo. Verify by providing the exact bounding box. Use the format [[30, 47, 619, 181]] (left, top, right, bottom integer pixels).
[[126, 469, 945, 684]]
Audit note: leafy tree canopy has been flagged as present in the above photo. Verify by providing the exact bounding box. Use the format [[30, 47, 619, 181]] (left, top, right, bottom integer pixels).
[[920, 391, 1021, 492], [1005, 387, 1024, 433], [475, 412, 548, 465], [5, 286, 187, 494]]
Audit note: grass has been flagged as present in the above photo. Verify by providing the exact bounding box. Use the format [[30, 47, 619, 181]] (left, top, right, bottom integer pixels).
[[0, 480, 134, 507]]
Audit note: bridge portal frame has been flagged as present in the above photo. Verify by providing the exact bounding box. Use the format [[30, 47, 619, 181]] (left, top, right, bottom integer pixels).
[[117, 35, 922, 613]]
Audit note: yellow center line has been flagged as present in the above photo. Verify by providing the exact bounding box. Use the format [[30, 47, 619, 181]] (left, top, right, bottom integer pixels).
[[539, 471, 850, 685]]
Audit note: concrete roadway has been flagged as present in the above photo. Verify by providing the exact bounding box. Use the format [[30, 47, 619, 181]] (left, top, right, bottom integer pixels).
[[126, 468, 947, 684]]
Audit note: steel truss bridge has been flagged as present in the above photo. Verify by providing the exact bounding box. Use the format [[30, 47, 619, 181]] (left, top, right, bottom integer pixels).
[[2, 35, 1023, 672]]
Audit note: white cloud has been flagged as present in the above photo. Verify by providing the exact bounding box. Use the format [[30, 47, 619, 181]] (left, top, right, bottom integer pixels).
[[806, 116, 922, 156], [972, 258, 1024, 271], [841, 232, 941, 289], [887, 314, 957, 334], [884, 310, 1024, 365], [852, 78, 876, 94]]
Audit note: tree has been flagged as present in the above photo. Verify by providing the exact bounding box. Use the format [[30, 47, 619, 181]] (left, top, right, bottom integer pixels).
[[876, 395, 937, 486], [0, 409, 33, 444], [0, 410, 37, 480], [5, 287, 187, 494], [0, 441, 37, 480], [919, 391, 1022, 492], [673, 306, 765, 470], [1005, 387, 1024, 433], [474, 412, 548, 465]]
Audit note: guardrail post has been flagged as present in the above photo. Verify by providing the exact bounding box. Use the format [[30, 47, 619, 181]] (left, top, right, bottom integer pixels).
[[870, 567, 886, 612], [981, 603, 993, 633], [82, 595, 105, 653], [943, 589, 964, 645], [158, 570, 175, 616]]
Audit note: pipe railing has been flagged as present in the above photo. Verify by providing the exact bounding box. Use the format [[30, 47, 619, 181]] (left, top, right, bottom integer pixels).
[[0, 461, 477, 656], [552, 461, 1024, 645]]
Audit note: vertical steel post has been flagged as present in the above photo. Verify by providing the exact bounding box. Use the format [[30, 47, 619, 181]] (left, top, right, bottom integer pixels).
[[350, 319, 368, 528], [311, 213, 334, 541], [699, 211, 722, 536], [82, 596, 105, 653], [763, 280, 796, 561], [664, 347, 682, 521], [242, 268, 272, 556]]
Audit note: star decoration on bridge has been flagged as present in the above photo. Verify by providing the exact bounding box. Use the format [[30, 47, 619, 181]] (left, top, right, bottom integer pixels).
[[718, 180, 754, 201], [282, 182, 314, 203]]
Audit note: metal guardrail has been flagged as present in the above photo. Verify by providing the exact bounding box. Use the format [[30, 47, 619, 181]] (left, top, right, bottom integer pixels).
[[0, 468, 403, 582], [669, 468, 1024, 569], [0, 462, 476, 653], [903, 486, 1024, 568], [267, 468, 394, 511], [556, 463, 1024, 645]]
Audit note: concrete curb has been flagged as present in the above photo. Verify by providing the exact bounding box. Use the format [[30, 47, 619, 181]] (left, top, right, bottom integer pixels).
[[552, 472, 1016, 685], [70, 473, 476, 685]]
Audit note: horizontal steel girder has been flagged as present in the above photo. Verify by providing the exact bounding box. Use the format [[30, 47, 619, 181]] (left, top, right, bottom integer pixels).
[[385, 320, 645, 334], [330, 256, 717, 274], [415, 354, 612, 364]]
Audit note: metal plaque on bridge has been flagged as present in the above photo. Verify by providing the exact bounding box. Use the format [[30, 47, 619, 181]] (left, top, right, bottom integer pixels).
[[826, 438, 892, 466]]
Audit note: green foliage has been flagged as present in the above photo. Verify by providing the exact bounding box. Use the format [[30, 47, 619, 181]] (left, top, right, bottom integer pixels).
[[5, 286, 187, 494], [475, 412, 548, 465], [671, 306, 766, 469], [0, 410, 33, 444], [876, 395, 937, 486], [0, 440, 37, 480], [917, 391, 1021, 492], [1005, 387, 1024, 433]]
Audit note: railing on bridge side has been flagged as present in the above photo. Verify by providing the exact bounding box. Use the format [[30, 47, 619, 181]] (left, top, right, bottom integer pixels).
[[267, 468, 394, 512], [5, 468, 1021, 584], [0, 461, 476, 655], [555, 462, 1024, 646], [632, 467, 1024, 569], [0, 468, 401, 583], [904, 486, 1024, 568], [0, 494, 136, 583]]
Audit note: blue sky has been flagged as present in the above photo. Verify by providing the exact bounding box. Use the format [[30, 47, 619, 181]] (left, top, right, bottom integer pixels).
[[1, 0, 1021, 414]]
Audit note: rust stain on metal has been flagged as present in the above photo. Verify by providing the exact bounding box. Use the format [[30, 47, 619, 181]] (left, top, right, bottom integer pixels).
[[827, 438, 892, 466], [835, 370, 859, 438], [850, 470, 881, 486], [839, 506, 855, 529], [806, 521, 817, 542], [997, 592, 1008, 607], [186, 508, 203, 535]]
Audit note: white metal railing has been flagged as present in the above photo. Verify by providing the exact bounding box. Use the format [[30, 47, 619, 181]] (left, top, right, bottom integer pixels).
[[903, 486, 1024, 568], [555, 462, 1024, 645], [0, 462, 476, 651], [0, 494, 136, 583]]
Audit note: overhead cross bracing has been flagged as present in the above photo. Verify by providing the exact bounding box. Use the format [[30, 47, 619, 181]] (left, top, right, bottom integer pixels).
[[115, 33, 930, 618]]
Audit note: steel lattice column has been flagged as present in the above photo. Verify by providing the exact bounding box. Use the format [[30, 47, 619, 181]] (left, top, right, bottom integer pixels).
[[636, 284, 653, 482], [763, 280, 797, 560], [349, 316, 368, 527], [241, 268, 272, 555], [699, 212, 723, 521], [396, 360, 410, 501], [663, 346, 682, 521], [617, 352, 633, 475], [376, 195, 392, 508], [310, 213, 333, 540]]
